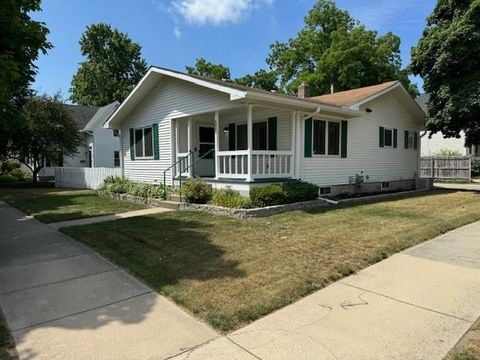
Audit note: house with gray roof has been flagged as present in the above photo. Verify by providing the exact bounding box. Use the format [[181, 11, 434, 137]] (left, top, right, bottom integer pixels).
[[39, 101, 121, 178]]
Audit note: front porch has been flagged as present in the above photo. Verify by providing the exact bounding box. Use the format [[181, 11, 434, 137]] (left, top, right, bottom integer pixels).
[[173, 105, 297, 182]]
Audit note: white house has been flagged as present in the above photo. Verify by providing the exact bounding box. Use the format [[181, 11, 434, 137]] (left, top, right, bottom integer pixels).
[[417, 94, 480, 159], [39, 101, 121, 178], [104, 67, 425, 196]]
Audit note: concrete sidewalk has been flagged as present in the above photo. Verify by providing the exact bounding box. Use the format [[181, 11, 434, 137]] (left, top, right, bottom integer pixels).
[[176, 221, 480, 359], [0, 201, 218, 360], [49, 206, 172, 229]]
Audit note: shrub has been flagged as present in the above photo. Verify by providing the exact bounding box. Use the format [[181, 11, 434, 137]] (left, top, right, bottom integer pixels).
[[181, 178, 212, 204], [9, 168, 26, 181], [250, 184, 288, 207], [282, 180, 319, 203], [472, 164, 480, 177], [97, 176, 165, 200], [210, 188, 251, 209], [0, 160, 20, 175]]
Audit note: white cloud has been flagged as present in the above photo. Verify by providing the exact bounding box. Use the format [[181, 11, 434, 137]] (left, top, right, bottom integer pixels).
[[174, 26, 182, 38], [170, 0, 273, 25]]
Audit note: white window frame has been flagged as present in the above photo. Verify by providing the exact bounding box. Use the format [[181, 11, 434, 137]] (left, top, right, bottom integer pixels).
[[134, 126, 154, 160], [313, 119, 341, 157], [383, 128, 394, 148]]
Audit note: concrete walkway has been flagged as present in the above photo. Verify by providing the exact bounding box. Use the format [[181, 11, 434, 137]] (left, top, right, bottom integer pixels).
[[49, 207, 172, 229], [174, 221, 480, 359], [435, 182, 480, 192], [0, 201, 218, 360]]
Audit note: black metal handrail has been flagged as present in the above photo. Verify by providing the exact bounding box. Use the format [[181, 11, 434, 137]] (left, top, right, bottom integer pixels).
[[162, 150, 193, 198]]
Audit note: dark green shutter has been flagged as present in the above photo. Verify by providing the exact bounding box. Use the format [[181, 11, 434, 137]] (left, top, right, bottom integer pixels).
[[404, 130, 409, 149], [152, 123, 159, 160], [341, 120, 348, 158], [379, 127, 385, 147], [228, 123, 236, 151], [268, 117, 277, 150], [414, 131, 418, 149], [304, 118, 312, 157], [393, 129, 398, 148], [129, 128, 135, 160]]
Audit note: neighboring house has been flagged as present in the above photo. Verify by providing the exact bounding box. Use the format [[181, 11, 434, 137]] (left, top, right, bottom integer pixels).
[[417, 94, 480, 159], [104, 67, 425, 196], [39, 101, 121, 178]]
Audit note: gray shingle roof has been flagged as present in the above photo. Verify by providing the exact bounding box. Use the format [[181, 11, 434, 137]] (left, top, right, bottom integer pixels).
[[416, 93, 430, 112], [62, 104, 99, 129]]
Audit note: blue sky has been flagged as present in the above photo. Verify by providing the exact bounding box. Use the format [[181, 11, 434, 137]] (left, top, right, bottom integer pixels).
[[32, 0, 436, 99]]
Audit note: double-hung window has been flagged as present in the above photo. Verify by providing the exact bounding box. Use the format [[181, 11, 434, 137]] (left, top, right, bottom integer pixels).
[[134, 127, 153, 158], [384, 128, 393, 147], [114, 151, 120, 167], [313, 120, 340, 156]]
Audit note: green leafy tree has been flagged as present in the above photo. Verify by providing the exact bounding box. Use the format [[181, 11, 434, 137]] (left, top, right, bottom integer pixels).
[[186, 58, 231, 80], [70, 23, 148, 106], [411, 0, 480, 146], [235, 69, 279, 91], [267, 0, 417, 97], [0, 0, 51, 157], [10, 94, 83, 183]]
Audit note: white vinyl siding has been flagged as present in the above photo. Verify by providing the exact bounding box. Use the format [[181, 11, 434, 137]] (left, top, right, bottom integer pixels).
[[421, 131, 468, 156], [121, 76, 231, 184], [303, 92, 422, 186]]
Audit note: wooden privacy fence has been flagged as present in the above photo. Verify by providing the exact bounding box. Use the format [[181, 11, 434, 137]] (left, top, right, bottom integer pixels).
[[420, 157, 471, 181], [55, 167, 122, 189]]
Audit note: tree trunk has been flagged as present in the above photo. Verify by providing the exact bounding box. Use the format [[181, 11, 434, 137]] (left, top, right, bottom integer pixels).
[[32, 168, 40, 184]]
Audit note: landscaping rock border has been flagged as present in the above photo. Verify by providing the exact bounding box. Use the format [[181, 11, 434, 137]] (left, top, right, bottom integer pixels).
[[184, 199, 331, 218]]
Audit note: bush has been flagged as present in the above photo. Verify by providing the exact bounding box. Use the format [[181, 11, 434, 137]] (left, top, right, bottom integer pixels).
[[250, 184, 288, 207], [0, 160, 20, 175], [97, 176, 165, 200], [472, 164, 480, 177], [282, 180, 319, 203], [181, 178, 212, 204], [210, 188, 251, 209]]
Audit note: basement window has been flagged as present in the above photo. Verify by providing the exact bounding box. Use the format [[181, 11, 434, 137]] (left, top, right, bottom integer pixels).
[[381, 182, 390, 189], [319, 187, 332, 195]]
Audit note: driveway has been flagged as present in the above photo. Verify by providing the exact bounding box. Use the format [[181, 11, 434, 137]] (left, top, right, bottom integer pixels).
[[0, 201, 219, 360]]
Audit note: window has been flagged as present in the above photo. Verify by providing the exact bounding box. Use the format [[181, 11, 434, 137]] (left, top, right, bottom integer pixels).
[[237, 124, 247, 150], [381, 181, 390, 189], [313, 120, 340, 156], [113, 129, 119, 137], [319, 187, 331, 195], [253, 122, 267, 150], [114, 151, 120, 167], [46, 153, 63, 167], [134, 127, 153, 158], [384, 129, 393, 147]]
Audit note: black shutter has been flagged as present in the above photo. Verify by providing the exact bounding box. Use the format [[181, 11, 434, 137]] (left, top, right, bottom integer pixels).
[[304, 118, 312, 157], [268, 117, 277, 150], [393, 129, 398, 148], [404, 130, 409, 149], [379, 127, 385, 147], [129, 128, 135, 160], [414, 131, 418, 149], [228, 123, 236, 150], [341, 120, 348, 158]]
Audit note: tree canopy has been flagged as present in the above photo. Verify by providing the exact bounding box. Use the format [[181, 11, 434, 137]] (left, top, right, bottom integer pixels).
[[0, 0, 51, 157], [266, 0, 417, 97], [12, 94, 83, 183], [411, 0, 480, 146], [235, 69, 279, 91], [70, 23, 148, 106], [186, 58, 231, 80]]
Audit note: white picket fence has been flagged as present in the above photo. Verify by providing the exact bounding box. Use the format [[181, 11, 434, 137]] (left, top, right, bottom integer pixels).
[[55, 167, 122, 189]]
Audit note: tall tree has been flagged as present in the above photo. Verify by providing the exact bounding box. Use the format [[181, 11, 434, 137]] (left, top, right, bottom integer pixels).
[[411, 0, 480, 145], [235, 69, 279, 91], [186, 58, 231, 80], [0, 0, 51, 157], [267, 0, 417, 97], [70, 23, 148, 106], [10, 94, 83, 183]]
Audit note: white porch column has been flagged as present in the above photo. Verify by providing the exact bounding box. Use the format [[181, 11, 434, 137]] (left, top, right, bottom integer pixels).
[[187, 117, 193, 177], [291, 111, 296, 178], [247, 104, 253, 182], [214, 111, 220, 179], [175, 119, 179, 157]]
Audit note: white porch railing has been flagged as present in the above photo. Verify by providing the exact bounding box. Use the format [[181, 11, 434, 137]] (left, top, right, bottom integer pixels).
[[217, 150, 293, 180], [176, 152, 192, 177]]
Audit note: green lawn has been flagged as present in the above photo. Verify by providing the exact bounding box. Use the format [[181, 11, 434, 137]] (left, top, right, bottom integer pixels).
[[63, 190, 480, 332], [0, 313, 17, 360], [0, 187, 148, 223]]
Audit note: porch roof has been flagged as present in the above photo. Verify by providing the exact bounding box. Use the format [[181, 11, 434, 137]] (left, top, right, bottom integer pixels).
[[104, 66, 362, 128]]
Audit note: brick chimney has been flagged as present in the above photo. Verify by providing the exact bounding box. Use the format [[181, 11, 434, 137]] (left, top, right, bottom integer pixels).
[[298, 82, 310, 99]]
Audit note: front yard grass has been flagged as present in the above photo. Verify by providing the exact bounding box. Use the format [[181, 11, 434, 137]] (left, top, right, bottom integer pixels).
[[0, 187, 148, 223], [447, 319, 480, 360], [62, 190, 480, 332]]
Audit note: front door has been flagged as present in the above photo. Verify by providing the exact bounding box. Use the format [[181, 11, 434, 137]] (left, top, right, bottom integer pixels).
[[195, 126, 215, 177]]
